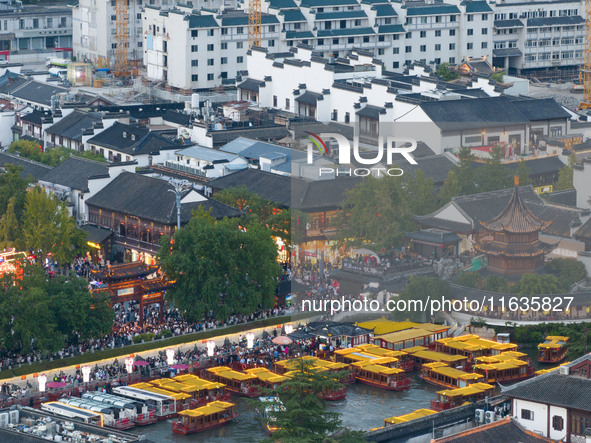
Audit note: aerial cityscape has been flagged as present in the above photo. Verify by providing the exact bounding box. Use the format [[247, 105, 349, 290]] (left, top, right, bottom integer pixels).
[[0, 0, 590, 442]]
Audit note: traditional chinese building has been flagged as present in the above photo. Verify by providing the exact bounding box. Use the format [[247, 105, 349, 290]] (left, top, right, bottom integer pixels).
[[473, 177, 551, 275], [90, 261, 173, 326]]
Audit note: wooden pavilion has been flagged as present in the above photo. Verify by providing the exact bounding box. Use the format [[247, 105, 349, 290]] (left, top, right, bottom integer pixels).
[[473, 176, 551, 275], [90, 261, 173, 326]]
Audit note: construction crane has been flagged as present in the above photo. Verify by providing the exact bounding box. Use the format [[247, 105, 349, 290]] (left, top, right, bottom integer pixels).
[[248, 0, 262, 48], [114, 0, 129, 77], [579, 0, 591, 109]]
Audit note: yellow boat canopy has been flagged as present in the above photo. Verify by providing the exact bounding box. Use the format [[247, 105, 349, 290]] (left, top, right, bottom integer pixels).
[[384, 409, 437, 424], [412, 350, 467, 363], [178, 400, 235, 418], [538, 336, 570, 349], [437, 383, 494, 398], [206, 367, 257, 381], [353, 363, 403, 376]]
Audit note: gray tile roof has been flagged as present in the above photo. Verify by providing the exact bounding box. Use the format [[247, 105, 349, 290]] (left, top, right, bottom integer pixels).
[[45, 110, 101, 141], [209, 127, 290, 147], [10, 80, 69, 106], [503, 371, 591, 412], [86, 172, 241, 225], [176, 146, 238, 163], [434, 417, 550, 443], [510, 98, 571, 121], [420, 96, 530, 131], [0, 152, 53, 180], [87, 122, 178, 156], [39, 156, 108, 191], [317, 27, 375, 37], [416, 185, 582, 237]]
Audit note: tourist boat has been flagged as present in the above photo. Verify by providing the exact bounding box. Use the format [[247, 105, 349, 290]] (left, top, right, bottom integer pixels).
[[333, 348, 400, 370], [40, 401, 103, 426], [433, 335, 518, 363], [173, 374, 232, 407], [472, 358, 534, 383], [205, 366, 260, 397], [283, 368, 347, 401], [131, 382, 192, 411], [355, 344, 415, 372], [384, 408, 437, 427], [256, 397, 283, 435], [350, 361, 410, 391], [538, 336, 570, 364], [418, 362, 483, 389], [274, 356, 355, 384], [171, 400, 237, 435], [56, 397, 135, 430], [404, 348, 468, 370], [430, 382, 495, 412], [82, 391, 157, 426], [245, 367, 286, 390], [113, 385, 177, 420]]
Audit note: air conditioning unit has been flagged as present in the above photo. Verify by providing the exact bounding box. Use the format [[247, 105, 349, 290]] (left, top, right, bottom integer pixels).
[[559, 365, 569, 375], [485, 411, 496, 424], [8, 410, 18, 424], [0, 413, 8, 428], [475, 409, 485, 423]]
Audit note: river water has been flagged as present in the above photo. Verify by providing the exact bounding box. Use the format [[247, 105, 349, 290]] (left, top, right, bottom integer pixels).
[[129, 373, 440, 442], [128, 349, 552, 442]]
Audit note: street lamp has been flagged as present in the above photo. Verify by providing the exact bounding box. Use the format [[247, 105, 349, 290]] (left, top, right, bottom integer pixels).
[[285, 324, 294, 335], [246, 332, 255, 349], [168, 179, 191, 231], [166, 348, 175, 366], [38, 374, 47, 394], [206, 340, 215, 357]]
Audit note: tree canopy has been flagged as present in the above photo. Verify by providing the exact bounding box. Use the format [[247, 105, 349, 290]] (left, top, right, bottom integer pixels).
[[9, 140, 105, 167], [214, 185, 291, 247], [0, 266, 112, 354], [555, 153, 575, 191], [258, 359, 363, 443], [435, 63, 460, 81], [335, 172, 435, 252], [158, 208, 281, 321], [21, 187, 86, 264]]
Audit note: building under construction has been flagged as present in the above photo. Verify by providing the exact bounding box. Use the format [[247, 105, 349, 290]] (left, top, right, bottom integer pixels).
[[71, 0, 149, 68]]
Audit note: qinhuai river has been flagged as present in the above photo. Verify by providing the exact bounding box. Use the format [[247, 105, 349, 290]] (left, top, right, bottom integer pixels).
[[129, 373, 440, 442]]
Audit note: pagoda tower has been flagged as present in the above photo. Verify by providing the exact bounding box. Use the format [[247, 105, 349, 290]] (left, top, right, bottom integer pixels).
[[473, 177, 551, 275]]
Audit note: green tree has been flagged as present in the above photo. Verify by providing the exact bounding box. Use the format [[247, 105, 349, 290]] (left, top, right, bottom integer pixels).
[[158, 208, 281, 321], [437, 170, 462, 205], [0, 197, 20, 248], [435, 63, 460, 81], [406, 170, 437, 215], [546, 258, 587, 289], [484, 275, 510, 293], [515, 159, 531, 186], [438, 146, 478, 204], [9, 139, 44, 162], [512, 273, 563, 296], [491, 71, 505, 83], [260, 359, 345, 443], [21, 187, 86, 264], [400, 276, 451, 321], [215, 185, 291, 246], [555, 154, 575, 191], [454, 272, 484, 289], [0, 164, 29, 219], [478, 146, 512, 192], [335, 175, 414, 251]]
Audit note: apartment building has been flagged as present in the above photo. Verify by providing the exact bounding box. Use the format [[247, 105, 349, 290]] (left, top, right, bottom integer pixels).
[[72, 0, 237, 66], [0, 0, 72, 56], [143, 5, 279, 90]]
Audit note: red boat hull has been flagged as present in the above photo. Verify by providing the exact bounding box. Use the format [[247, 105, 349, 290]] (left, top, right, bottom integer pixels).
[[171, 414, 238, 435], [356, 378, 410, 391]]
